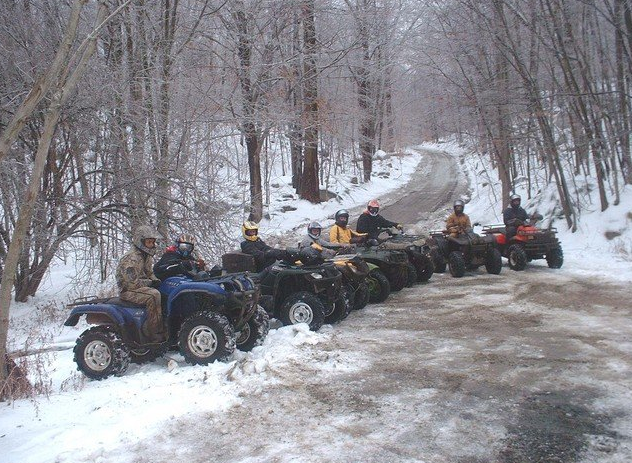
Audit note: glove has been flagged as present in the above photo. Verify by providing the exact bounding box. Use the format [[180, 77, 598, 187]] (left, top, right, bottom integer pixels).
[[396, 223, 403, 230], [150, 279, 161, 289], [514, 219, 524, 226], [196, 259, 206, 270]]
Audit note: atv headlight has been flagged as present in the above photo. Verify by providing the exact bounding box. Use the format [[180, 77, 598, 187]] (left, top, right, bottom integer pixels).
[[310, 272, 323, 279]]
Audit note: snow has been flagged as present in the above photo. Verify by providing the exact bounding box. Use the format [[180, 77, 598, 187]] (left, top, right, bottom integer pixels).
[[2, 141, 632, 462]]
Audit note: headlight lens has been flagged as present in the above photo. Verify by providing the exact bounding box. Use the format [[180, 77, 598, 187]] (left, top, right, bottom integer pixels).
[[310, 272, 323, 279]]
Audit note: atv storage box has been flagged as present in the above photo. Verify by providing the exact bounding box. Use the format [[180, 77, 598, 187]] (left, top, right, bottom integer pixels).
[[222, 252, 257, 273]]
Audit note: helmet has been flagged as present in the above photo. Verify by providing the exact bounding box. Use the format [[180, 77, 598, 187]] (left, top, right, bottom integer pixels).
[[176, 233, 195, 257], [307, 221, 322, 239], [133, 225, 159, 255], [367, 199, 380, 216], [335, 209, 349, 227], [242, 221, 259, 241], [453, 200, 465, 214], [510, 193, 521, 207]]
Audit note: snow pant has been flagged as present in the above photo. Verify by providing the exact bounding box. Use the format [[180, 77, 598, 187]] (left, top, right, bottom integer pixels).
[[119, 287, 165, 342]]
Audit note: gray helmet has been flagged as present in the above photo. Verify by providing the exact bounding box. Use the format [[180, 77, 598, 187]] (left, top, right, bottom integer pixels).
[[510, 193, 521, 207], [307, 221, 322, 239], [453, 200, 465, 214], [133, 225, 159, 255]]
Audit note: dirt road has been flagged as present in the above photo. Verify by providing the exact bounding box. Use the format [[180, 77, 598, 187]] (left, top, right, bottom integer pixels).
[[132, 149, 632, 463]]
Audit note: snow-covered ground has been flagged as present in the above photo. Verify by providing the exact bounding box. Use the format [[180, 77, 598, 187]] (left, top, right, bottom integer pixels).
[[2, 142, 631, 463]]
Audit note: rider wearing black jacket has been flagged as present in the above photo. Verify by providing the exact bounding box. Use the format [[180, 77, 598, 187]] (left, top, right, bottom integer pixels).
[[240, 221, 287, 271], [153, 233, 203, 280], [356, 199, 402, 240], [503, 194, 528, 238]]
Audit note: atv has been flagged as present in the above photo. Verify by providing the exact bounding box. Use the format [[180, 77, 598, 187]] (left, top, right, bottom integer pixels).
[[482, 215, 563, 271], [428, 228, 502, 278], [328, 253, 371, 310], [222, 248, 343, 330], [376, 227, 435, 284], [354, 240, 410, 294], [64, 270, 266, 380]]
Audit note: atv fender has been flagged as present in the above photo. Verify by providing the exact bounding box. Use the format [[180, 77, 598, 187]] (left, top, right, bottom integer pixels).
[[64, 304, 127, 327]]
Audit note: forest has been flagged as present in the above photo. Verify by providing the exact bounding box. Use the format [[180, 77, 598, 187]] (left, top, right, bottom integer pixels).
[[1, 0, 631, 392]]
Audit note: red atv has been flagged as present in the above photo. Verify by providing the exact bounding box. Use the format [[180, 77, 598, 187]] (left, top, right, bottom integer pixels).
[[482, 215, 563, 271]]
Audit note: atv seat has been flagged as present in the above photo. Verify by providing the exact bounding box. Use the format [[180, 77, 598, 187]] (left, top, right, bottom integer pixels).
[[106, 297, 146, 308]]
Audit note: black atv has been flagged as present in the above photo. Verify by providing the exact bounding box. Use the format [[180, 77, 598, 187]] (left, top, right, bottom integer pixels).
[[222, 248, 343, 330], [428, 228, 502, 278], [64, 270, 266, 380], [376, 227, 435, 284]]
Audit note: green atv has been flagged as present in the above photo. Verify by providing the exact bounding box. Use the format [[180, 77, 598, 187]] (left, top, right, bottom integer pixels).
[[376, 227, 435, 284], [222, 248, 344, 330], [354, 240, 409, 295]]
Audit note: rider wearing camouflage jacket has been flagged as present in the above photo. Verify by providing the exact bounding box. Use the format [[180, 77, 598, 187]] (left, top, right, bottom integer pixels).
[[116, 225, 165, 342]]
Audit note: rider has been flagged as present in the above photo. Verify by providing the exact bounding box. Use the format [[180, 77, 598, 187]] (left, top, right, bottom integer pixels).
[[445, 200, 472, 237], [356, 199, 402, 240], [503, 193, 528, 239], [300, 221, 340, 258], [329, 209, 367, 244], [116, 225, 166, 343], [153, 233, 206, 280], [240, 221, 287, 271]]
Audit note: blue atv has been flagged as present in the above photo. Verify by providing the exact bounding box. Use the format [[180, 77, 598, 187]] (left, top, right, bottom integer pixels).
[[64, 270, 267, 380]]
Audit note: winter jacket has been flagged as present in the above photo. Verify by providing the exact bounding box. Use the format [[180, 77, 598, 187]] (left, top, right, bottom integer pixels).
[[356, 212, 398, 240], [153, 250, 197, 280], [329, 224, 366, 244], [445, 212, 472, 236], [116, 246, 160, 292], [299, 236, 338, 258], [241, 238, 285, 271], [503, 205, 528, 227]]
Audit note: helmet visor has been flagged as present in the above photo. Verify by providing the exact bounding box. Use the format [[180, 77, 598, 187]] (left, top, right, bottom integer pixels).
[[178, 242, 194, 254], [368, 206, 379, 215], [245, 229, 258, 237], [309, 227, 321, 237]]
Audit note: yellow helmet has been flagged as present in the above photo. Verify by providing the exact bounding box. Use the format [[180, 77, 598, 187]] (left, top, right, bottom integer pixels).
[[242, 221, 259, 241]]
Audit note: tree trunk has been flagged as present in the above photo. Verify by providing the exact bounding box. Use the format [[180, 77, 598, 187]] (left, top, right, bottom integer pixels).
[[299, 0, 320, 203], [0, 0, 107, 397]]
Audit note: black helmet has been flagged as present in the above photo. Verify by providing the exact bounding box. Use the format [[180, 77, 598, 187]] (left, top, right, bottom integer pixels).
[[335, 209, 349, 227], [307, 221, 322, 239], [453, 200, 465, 214]]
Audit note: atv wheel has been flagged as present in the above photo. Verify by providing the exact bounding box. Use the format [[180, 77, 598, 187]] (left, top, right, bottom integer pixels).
[[353, 283, 370, 310], [258, 295, 274, 315], [448, 251, 466, 278], [508, 245, 527, 271], [178, 311, 235, 365], [485, 248, 503, 275], [414, 254, 434, 282], [405, 262, 417, 287], [129, 344, 167, 364], [236, 306, 270, 352], [389, 266, 408, 292], [433, 254, 447, 273], [279, 291, 325, 331], [367, 269, 391, 303], [74, 327, 130, 380], [326, 284, 354, 324], [546, 247, 564, 269]]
